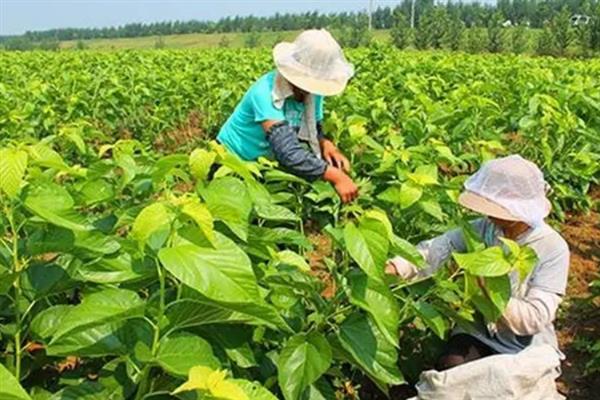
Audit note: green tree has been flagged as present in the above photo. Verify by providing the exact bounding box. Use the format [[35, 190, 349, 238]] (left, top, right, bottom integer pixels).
[[415, 7, 450, 49], [550, 7, 574, 56], [390, 10, 412, 49], [464, 28, 486, 53], [510, 25, 529, 54], [244, 31, 261, 48], [487, 11, 506, 52], [592, 4, 600, 51], [446, 14, 466, 51], [536, 21, 555, 55]]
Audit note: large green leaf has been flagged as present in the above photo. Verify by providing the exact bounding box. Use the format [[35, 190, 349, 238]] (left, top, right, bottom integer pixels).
[[30, 305, 71, 339], [159, 232, 259, 302], [49, 288, 145, 343], [453, 246, 512, 277], [413, 301, 449, 339], [164, 298, 248, 331], [343, 218, 389, 282], [199, 325, 257, 368], [156, 333, 220, 377], [73, 253, 153, 284], [189, 148, 217, 181], [469, 274, 512, 322], [130, 202, 173, 248], [499, 238, 538, 282], [47, 319, 153, 357], [22, 263, 74, 299], [348, 270, 399, 347], [254, 203, 299, 222], [181, 200, 215, 245], [0, 148, 28, 199], [200, 176, 252, 241], [73, 230, 120, 255], [337, 313, 404, 388], [390, 235, 426, 268], [232, 380, 278, 400], [278, 332, 332, 400], [0, 363, 32, 400], [24, 183, 93, 231]]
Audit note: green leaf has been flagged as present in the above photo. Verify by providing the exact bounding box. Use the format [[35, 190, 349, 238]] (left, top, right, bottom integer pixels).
[[0, 363, 32, 400], [200, 325, 257, 368], [164, 299, 248, 331], [79, 179, 114, 205], [200, 176, 252, 241], [469, 274, 512, 322], [24, 183, 93, 231], [348, 270, 399, 347], [255, 203, 299, 222], [156, 333, 220, 377], [232, 380, 278, 400], [30, 305, 71, 339], [27, 143, 69, 171], [275, 250, 310, 272], [49, 288, 145, 343], [278, 332, 332, 400], [419, 199, 445, 221], [73, 230, 120, 255], [398, 183, 423, 209], [130, 202, 173, 247], [407, 165, 438, 186], [181, 200, 215, 245], [74, 253, 153, 284], [344, 219, 388, 282], [337, 313, 404, 388], [499, 238, 538, 282], [453, 247, 512, 277], [390, 235, 426, 268], [413, 301, 448, 339], [159, 232, 259, 303], [189, 148, 217, 181], [0, 148, 28, 199], [47, 319, 153, 357]]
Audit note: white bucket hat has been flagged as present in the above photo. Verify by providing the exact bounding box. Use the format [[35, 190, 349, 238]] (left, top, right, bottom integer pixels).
[[458, 155, 552, 227], [273, 29, 354, 96]]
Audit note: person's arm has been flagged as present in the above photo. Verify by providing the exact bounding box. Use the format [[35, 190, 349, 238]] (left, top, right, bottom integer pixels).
[[387, 225, 473, 280], [501, 288, 561, 335], [264, 120, 358, 203], [317, 122, 350, 172]]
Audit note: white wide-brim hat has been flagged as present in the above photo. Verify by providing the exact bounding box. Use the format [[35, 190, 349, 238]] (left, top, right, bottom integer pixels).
[[273, 29, 354, 96], [458, 155, 552, 227]]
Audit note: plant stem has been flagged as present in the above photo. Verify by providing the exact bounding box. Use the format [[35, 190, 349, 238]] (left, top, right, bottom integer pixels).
[[6, 204, 23, 381]]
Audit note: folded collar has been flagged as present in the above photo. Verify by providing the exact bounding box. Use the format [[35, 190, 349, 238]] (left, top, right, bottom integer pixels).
[[272, 72, 295, 110]]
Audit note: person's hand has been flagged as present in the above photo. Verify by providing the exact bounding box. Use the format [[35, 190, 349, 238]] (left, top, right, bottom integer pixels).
[[323, 167, 358, 203], [321, 140, 350, 172], [385, 256, 418, 280]]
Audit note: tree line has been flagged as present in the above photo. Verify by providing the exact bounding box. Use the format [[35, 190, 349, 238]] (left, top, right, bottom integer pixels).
[[387, 3, 600, 56], [2, 0, 597, 42]]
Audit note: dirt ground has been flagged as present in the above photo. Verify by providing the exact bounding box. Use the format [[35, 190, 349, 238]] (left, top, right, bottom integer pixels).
[[555, 206, 600, 399]]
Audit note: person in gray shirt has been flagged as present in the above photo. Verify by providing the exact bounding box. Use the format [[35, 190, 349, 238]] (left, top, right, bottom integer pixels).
[[387, 155, 570, 370]]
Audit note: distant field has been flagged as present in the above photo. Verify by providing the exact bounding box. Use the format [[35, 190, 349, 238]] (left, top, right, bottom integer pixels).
[[60, 29, 392, 50]]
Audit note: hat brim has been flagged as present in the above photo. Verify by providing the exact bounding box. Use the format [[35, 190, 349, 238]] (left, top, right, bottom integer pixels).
[[273, 42, 349, 96], [458, 191, 520, 221]]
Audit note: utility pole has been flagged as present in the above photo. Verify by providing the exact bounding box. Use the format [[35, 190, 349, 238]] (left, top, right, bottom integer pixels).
[[368, 0, 374, 30], [410, 0, 416, 29]]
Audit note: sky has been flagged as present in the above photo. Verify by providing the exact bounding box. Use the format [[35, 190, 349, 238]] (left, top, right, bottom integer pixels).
[[0, 0, 418, 36]]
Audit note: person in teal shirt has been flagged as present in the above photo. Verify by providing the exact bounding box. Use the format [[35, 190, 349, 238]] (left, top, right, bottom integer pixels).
[[217, 29, 358, 203]]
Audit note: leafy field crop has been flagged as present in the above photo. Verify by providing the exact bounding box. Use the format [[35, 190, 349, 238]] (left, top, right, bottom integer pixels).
[[0, 47, 599, 399]]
